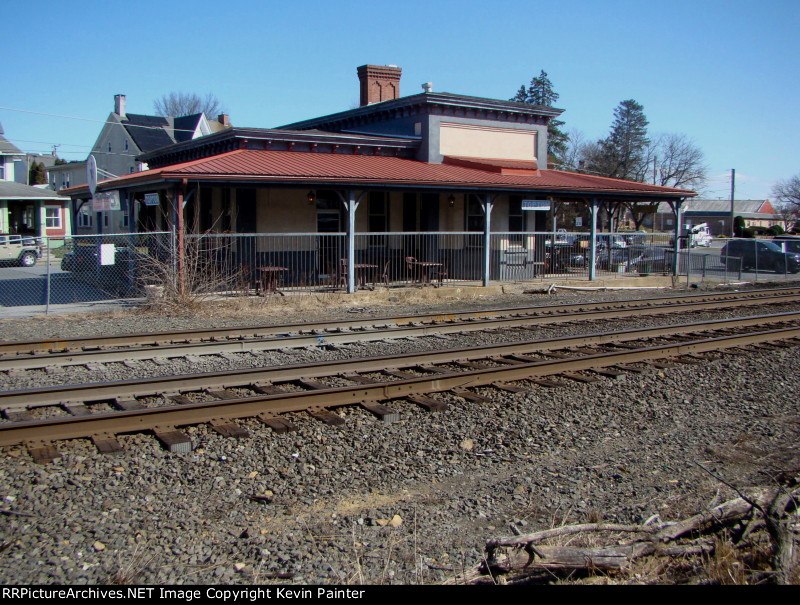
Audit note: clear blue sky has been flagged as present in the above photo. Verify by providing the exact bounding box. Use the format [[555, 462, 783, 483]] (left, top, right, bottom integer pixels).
[[3, 0, 798, 200]]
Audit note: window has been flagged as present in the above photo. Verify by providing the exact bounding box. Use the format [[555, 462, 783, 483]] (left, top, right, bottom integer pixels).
[[508, 196, 526, 244], [45, 206, 62, 229], [78, 210, 92, 228], [466, 195, 484, 232], [368, 192, 388, 247], [124, 139, 129, 152], [107, 142, 112, 153]]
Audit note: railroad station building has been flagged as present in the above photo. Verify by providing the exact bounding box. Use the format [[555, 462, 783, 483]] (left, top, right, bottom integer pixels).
[[64, 65, 696, 291]]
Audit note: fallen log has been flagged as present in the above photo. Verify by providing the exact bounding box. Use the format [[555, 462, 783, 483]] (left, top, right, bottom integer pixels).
[[475, 484, 798, 584]]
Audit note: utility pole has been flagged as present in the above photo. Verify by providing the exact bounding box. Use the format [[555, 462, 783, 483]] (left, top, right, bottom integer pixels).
[[729, 169, 736, 237]]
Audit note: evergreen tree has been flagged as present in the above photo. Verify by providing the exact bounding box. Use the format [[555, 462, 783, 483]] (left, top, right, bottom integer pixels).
[[510, 70, 568, 165], [591, 99, 650, 181], [29, 162, 47, 185]]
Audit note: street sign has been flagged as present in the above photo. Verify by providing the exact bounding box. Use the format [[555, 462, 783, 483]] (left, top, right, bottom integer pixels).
[[144, 193, 160, 206]]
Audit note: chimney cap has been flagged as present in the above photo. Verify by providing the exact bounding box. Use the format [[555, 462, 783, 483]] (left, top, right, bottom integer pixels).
[[422, 82, 433, 93]]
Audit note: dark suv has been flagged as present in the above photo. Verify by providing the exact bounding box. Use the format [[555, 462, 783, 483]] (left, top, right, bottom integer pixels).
[[721, 239, 800, 273], [772, 236, 800, 255]]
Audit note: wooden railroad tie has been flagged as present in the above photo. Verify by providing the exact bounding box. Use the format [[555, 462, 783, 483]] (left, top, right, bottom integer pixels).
[[307, 407, 346, 426], [257, 414, 298, 433], [25, 440, 60, 464], [405, 395, 448, 412], [91, 433, 124, 454], [209, 419, 250, 439]]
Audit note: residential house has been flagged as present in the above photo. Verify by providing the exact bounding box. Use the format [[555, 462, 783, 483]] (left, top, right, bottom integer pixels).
[[0, 123, 70, 240], [53, 95, 231, 234]]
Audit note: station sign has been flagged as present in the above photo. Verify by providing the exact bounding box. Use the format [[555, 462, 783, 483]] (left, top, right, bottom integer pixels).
[[144, 193, 160, 206], [521, 199, 551, 211]]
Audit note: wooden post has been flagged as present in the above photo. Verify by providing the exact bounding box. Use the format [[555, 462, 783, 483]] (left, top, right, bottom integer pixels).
[[176, 181, 186, 297]]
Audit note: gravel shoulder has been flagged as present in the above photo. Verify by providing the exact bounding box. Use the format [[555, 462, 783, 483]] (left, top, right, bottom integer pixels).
[[0, 281, 798, 585]]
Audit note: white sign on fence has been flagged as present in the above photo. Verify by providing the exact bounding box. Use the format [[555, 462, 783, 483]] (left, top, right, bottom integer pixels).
[[99, 243, 116, 266], [521, 199, 551, 211]]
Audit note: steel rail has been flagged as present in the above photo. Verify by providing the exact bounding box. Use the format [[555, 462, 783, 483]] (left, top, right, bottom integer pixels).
[[2, 311, 799, 411], [2, 289, 799, 371], [1, 287, 798, 358], [1, 324, 798, 447]]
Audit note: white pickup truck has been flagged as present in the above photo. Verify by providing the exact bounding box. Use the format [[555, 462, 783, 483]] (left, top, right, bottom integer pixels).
[[687, 223, 713, 248]]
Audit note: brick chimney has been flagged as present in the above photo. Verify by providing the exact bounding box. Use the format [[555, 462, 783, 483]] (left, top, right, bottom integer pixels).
[[357, 64, 402, 106], [114, 94, 126, 118], [217, 113, 231, 127]]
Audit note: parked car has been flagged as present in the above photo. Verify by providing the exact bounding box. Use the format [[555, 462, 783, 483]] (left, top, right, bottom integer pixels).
[[721, 240, 800, 273], [61, 244, 138, 272], [546, 243, 585, 272], [772, 235, 800, 255], [625, 247, 673, 274], [0, 234, 42, 267]]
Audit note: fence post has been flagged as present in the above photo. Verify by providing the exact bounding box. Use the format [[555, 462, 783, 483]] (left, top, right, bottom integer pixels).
[[45, 237, 51, 314]]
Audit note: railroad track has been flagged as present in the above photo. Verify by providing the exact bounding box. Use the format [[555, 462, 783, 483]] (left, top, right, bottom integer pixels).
[[2, 287, 799, 371], [2, 311, 799, 462]]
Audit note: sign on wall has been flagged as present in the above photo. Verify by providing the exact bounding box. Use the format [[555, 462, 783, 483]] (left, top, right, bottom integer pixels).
[[91, 190, 121, 212], [143, 193, 160, 206], [521, 199, 551, 211]]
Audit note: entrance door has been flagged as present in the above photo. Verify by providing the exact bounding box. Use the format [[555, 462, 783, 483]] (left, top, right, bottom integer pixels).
[[317, 198, 342, 280]]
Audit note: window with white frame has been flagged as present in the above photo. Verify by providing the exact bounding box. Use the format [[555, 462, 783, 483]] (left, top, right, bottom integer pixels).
[[45, 206, 62, 229]]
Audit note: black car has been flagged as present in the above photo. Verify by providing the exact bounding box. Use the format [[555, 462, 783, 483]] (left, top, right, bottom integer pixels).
[[772, 236, 800, 255], [721, 240, 800, 273]]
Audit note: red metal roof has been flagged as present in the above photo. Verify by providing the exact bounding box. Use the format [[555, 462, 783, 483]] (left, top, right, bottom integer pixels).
[[70, 148, 696, 198]]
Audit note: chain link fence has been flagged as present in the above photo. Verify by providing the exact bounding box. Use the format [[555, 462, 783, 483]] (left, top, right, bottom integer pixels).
[[2, 232, 798, 316]]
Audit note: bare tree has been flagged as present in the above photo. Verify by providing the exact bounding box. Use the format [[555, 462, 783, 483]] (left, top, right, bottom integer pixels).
[[153, 92, 224, 117], [560, 128, 589, 171], [772, 175, 800, 231], [649, 133, 708, 191]]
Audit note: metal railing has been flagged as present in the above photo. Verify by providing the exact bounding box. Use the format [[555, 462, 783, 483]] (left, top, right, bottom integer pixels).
[[3, 231, 799, 316]]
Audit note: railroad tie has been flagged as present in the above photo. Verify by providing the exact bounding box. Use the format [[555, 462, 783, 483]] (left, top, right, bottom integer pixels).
[[91, 433, 123, 454], [529, 378, 564, 388], [251, 383, 283, 395], [405, 395, 448, 412], [451, 389, 491, 403], [559, 372, 600, 384], [209, 419, 250, 439], [307, 407, 346, 426], [257, 414, 298, 433], [62, 403, 91, 416], [360, 402, 400, 423], [114, 398, 144, 411], [492, 382, 527, 393], [25, 440, 60, 464], [3, 408, 33, 422], [207, 389, 241, 400], [153, 427, 193, 453]]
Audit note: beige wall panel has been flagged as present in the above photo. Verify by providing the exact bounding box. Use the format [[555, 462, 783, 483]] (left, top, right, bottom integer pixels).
[[439, 123, 536, 161], [257, 188, 316, 233]]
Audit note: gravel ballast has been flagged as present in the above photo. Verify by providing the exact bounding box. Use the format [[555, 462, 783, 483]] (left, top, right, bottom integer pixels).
[[0, 282, 798, 585]]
